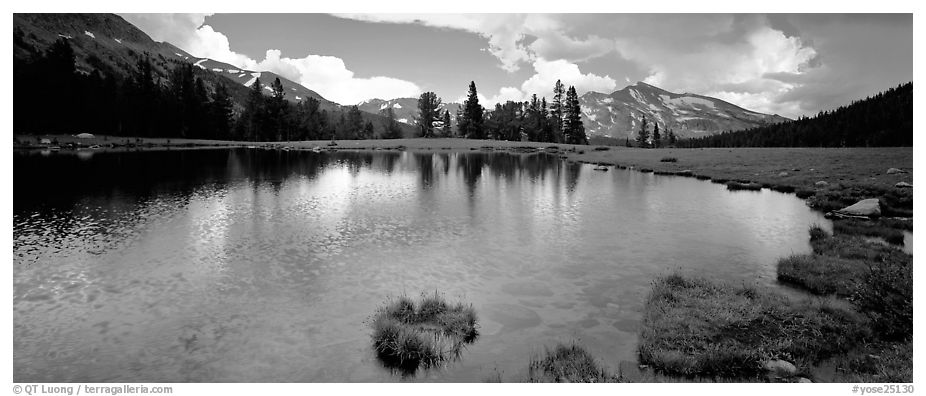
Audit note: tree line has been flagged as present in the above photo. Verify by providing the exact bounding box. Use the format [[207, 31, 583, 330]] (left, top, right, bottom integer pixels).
[[677, 82, 912, 148], [14, 37, 390, 141], [415, 80, 589, 144], [632, 115, 678, 148], [15, 37, 589, 144]]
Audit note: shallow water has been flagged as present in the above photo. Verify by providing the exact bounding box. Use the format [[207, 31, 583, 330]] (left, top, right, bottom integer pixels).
[[14, 148, 832, 382]]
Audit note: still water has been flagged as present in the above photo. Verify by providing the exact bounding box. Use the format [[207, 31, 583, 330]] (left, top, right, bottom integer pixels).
[[14, 148, 831, 382]]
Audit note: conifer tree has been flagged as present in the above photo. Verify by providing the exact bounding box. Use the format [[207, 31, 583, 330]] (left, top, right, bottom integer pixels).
[[457, 81, 485, 139], [563, 86, 587, 145], [652, 121, 661, 148], [441, 110, 452, 137], [381, 107, 404, 139], [416, 92, 442, 137], [635, 115, 650, 148], [551, 80, 566, 142]]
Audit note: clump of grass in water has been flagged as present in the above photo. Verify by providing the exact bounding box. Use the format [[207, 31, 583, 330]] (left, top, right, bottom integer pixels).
[[370, 292, 478, 374], [808, 224, 828, 242], [639, 274, 869, 379], [725, 181, 762, 191], [659, 157, 678, 162], [528, 342, 616, 383]]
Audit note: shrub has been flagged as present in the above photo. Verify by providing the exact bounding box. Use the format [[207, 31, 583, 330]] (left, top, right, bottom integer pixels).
[[660, 157, 678, 163], [852, 255, 912, 341], [593, 146, 610, 151]]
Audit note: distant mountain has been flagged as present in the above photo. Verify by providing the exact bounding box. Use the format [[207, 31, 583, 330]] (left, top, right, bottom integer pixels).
[[13, 13, 415, 136], [579, 82, 789, 139], [357, 98, 461, 128]]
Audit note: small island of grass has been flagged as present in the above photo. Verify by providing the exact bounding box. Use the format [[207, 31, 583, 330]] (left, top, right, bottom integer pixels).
[[370, 292, 478, 374]]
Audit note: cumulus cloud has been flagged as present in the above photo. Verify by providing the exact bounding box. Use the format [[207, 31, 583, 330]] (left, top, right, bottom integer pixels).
[[120, 13, 421, 105], [609, 17, 819, 117], [246, 50, 421, 104], [472, 58, 617, 107], [334, 14, 847, 118], [335, 13, 614, 72]]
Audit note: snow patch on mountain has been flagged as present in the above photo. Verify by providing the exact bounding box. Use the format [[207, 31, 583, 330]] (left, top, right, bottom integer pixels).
[[84, 31, 95, 39], [193, 59, 207, 70]]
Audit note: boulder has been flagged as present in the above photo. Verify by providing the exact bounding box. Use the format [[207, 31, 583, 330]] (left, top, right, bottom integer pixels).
[[763, 359, 798, 377], [887, 168, 905, 174], [895, 181, 912, 188], [778, 171, 789, 177], [797, 377, 813, 383], [815, 181, 829, 187], [832, 198, 881, 218]]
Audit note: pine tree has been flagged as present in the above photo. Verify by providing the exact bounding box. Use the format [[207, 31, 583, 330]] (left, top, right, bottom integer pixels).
[[210, 83, 234, 139], [241, 77, 265, 141], [667, 129, 677, 146], [416, 92, 442, 138], [363, 121, 375, 140], [635, 115, 650, 148], [441, 110, 452, 137], [457, 81, 484, 139], [346, 105, 366, 139], [551, 80, 566, 142], [652, 121, 661, 148], [563, 86, 587, 145], [381, 107, 404, 139]]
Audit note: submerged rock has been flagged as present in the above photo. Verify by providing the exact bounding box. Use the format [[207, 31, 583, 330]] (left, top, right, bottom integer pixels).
[[778, 171, 789, 177], [895, 181, 913, 188], [797, 377, 813, 383], [830, 198, 881, 219], [815, 181, 829, 187], [763, 359, 798, 377], [887, 168, 906, 174]]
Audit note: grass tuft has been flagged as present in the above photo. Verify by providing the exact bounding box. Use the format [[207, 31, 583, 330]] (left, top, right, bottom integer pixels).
[[832, 219, 906, 245], [660, 157, 678, 162], [776, 254, 867, 297], [639, 274, 870, 379], [808, 224, 828, 241], [527, 343, 616, 383], [370, 292, 479, 374], [725, 181, 762, 191]]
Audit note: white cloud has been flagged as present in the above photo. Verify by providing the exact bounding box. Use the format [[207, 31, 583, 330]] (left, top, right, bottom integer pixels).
[[334, 13, 613, 72], [611, 19, 818, 118], [461, 58, 617, 108], [248, 50, 421, 104], [119, 13, 421, 105], [521, 59, 616, 97]]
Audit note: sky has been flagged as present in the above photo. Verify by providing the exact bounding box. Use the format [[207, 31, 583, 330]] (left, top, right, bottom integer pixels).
[[120, 13, 912, 119]]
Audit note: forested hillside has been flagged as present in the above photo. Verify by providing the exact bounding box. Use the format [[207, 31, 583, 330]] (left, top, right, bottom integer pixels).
[[678, 83, 912, 147]]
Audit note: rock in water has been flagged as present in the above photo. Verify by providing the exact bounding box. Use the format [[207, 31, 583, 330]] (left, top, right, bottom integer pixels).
[[815, 181, 829, 187], [895, 181, 913, 188], [832, 198, 881, 218], [778, 171, 789, 177], [763, 359, 798, 377], [887, 168, 905, 174], [797, 377, 813, 383]]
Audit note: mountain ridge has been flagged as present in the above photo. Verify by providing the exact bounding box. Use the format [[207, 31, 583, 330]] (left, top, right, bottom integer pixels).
[[579, 81, 789, 139]]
